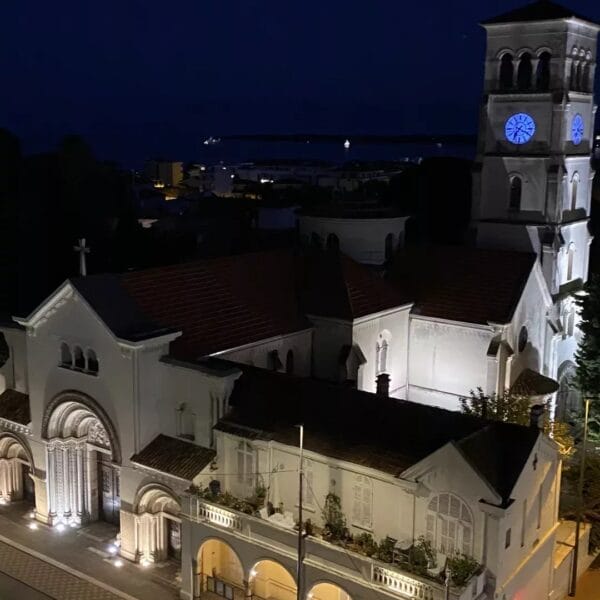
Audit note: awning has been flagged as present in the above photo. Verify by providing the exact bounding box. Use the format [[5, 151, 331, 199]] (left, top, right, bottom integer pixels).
[[510, 368, 559, 397]]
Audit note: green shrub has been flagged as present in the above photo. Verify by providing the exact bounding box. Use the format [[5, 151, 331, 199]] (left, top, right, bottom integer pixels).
[[447, 553, 480, 587], [355, 532, 378, 557], [321, 493, 347, 541]]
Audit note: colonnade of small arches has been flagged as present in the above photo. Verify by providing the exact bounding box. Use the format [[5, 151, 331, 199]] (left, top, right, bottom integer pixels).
[[60, 342, 99, 375], [496, 47, 594, 92], [196, 537, 352, 600]]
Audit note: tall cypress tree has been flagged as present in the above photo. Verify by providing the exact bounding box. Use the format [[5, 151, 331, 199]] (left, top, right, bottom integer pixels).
[[575, 274, 600, 396]]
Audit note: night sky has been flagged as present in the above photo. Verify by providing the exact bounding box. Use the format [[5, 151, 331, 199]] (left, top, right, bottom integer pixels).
[[2, 0, 599, 163]]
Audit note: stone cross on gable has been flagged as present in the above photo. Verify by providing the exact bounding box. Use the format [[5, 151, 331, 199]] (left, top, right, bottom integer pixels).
[[73, 238, 90, 277]]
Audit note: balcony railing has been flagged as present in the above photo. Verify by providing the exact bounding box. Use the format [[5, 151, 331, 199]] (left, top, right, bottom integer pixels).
[[182, 494, 486, 600]]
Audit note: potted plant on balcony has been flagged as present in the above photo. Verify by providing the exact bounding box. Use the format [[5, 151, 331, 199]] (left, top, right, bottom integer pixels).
[[321, 493, 349, 543], [446, 553, 481, 587]]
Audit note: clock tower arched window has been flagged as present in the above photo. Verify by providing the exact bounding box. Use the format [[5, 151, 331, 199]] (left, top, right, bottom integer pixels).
[[499, 53, 514, 90], [571, 173, 579, 211], [509, 176, 522, 211], [535, 51, 551, 90], [517, 53, 533, 90]]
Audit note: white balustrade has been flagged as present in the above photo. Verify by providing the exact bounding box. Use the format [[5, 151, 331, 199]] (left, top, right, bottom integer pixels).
[[195, 499, 242, 530], [372, 565, 436, 600]]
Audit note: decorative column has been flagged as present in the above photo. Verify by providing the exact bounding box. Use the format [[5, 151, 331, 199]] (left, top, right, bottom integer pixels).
[[62, 444, 71, 519], [76, 444, 84, 521], [46, 445, 57, 521]]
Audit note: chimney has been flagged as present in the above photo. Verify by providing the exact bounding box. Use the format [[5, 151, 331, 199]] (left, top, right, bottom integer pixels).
[[529, 403, 545, 430], [376, 373, 390, 397]]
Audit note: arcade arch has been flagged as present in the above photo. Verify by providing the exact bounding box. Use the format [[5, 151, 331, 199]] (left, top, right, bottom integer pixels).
[[197, 538, 245, 600], [134, 485, 182, 563], [0, 434, 35, 503], [43, 392, 121, 526], [250, 559, 297, 600], [308, 582, 352, 600]]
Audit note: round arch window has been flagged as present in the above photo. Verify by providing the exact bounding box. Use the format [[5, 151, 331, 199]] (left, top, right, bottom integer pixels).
[[518, 326, 528, 353]]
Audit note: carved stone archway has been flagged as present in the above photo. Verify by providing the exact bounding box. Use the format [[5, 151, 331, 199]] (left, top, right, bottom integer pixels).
[[0, 433, 35, 503], [134, 484, 182, 563], [42, 391, 121, 526]]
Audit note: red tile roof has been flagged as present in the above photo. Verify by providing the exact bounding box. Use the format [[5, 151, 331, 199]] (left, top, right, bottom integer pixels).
[[388, 246, 537, 325], [73, 249, 407, 359], [120, 251, 310, 358], [131, 434, 215, 480], [299, 250, 412, 320]]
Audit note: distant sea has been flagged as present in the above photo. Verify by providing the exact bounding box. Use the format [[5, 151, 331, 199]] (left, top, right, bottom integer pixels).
[[188, 134, 477, 167]]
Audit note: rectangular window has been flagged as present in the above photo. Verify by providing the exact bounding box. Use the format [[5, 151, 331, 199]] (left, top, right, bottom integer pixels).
[[521, 499, 527, 547], [505, 528, 511, 549]]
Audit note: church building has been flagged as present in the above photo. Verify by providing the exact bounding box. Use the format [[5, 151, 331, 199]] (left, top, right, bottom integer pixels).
[[0, 2, 596, 600]]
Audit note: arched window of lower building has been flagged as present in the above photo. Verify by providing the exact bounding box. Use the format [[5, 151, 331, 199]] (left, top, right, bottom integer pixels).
[[60, 343, 72, 367], [426, 493, 473, 556], [385, 233, 395, 262], [285, 349, 294, 375], [326, 233, 339, 250], [571, 61, 579, 90], [376, 331, 391, 375], [499, 53, 514, 90], [86, 349, 99, 374], [509, 176, 522, 212], [566, 244, 575, 281], [73, 346, 85, 370], [571, 173, 579, 211]]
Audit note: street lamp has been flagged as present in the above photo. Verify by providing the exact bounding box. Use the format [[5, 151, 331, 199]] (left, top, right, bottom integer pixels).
[[569, 395, 591, 597]]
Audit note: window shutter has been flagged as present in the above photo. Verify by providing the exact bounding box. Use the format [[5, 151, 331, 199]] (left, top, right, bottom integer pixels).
[[426, 514, 435, 543], [352, 482, 362, 523], [362, 484, 372, 527]]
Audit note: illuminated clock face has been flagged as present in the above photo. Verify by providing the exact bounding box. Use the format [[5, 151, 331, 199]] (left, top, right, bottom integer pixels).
[[505, 113, 536, 145], [572, 114, 584, 145]]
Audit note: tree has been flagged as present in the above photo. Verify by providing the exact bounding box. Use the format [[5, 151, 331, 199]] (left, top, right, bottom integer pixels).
[[459, 387, 531, 425], [575, 275, 600, 396], [561, 450, 600, 551], [460, 388, 574, 458]]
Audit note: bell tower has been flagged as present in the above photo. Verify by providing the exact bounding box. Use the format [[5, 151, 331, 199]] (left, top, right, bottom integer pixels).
[[472, 0, 599, 296]]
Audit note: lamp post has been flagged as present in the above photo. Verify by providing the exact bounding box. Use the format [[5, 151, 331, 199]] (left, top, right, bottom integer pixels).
[[296, 425, 304, 600], [568, 396, 591, 597]]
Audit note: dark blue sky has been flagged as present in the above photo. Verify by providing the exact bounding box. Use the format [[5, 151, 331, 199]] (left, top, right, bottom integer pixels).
[[1, 0, 599, 163]]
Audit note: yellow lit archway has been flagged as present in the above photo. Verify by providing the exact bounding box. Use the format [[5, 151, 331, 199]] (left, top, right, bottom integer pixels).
[[308, 582, 352, 600], [197, 538, 245, 600], [250, 559, 297, 600]]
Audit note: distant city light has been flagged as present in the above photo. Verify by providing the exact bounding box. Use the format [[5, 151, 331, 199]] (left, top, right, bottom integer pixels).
[[108, 544, 118, 555], [55, 523, 65, 532], [113, 559, 124, 568], [28, 522, 38, 530], [140, 558, 151, 568]]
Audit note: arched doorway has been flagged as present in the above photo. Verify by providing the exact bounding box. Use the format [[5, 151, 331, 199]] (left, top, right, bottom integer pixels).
[[308, 582, 352, 600], [250, 560, 297, 600], [0, 434, 35, 504], [197, 538, 245, 600], [135, 485, 181, 563], [43, 392, 121, 526]]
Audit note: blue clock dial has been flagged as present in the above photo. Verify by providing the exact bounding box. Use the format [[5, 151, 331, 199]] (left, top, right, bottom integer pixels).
[[572, 114, 584, 145], [505, 113, 536, 145]]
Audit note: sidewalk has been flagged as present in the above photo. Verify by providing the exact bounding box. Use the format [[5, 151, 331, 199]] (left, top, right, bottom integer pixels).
[[0, 502, 179, 600], [572, 554, 600, 599]]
